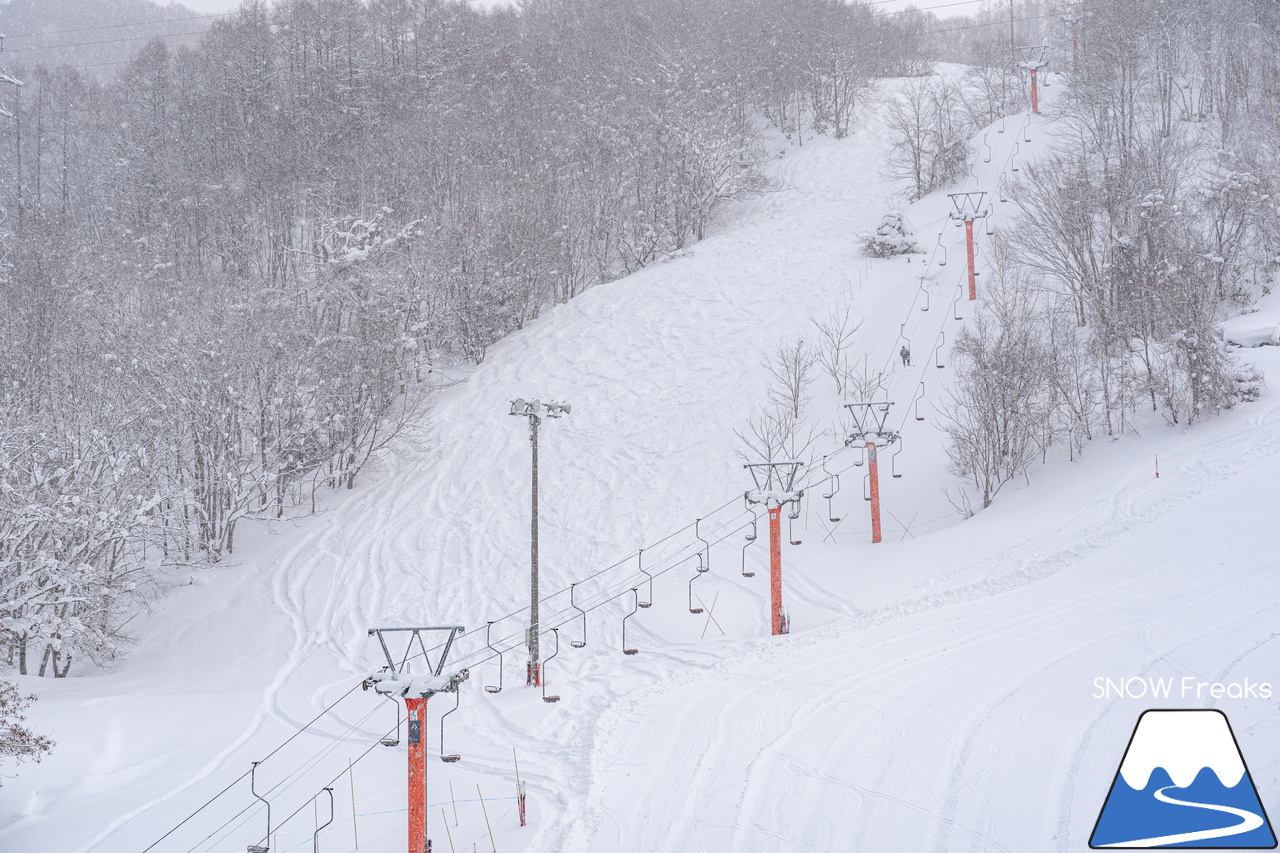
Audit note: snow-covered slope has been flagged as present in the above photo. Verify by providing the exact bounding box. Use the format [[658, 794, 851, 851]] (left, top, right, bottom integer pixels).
[[6, 78, 1280, 853]]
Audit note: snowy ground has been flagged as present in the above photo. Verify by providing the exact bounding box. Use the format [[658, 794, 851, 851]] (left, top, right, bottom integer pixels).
[[5, 76, 1280, 853]]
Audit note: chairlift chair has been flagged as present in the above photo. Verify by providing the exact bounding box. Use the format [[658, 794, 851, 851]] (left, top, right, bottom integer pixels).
[[741, 511, 758, 577], [484, 622, 502, 694], [622, 589, 640, 655], [380, 697, 401, 747], [569, 584, 587, 648], [440, 689, 462, 762], [935, 331, 946, 370], [637, 550, 653, 608], [248, 761, 271, 853], [891, 439, 905, 479], [542, 628, 561, 703], [688, 553, 708, 614], [914, 382, 926, 422], [312, 788, 334, 853], [788, 497, 803, 545], [821, 457, 842, 522]]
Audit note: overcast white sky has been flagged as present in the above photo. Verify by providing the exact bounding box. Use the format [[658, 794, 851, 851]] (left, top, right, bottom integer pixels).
[[177, 0, 978, 20]]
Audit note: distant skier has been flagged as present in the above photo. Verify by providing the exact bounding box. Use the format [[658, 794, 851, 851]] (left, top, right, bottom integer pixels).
[[900, 346, 911, 366]]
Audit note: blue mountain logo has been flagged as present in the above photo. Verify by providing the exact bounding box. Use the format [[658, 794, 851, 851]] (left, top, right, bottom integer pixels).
[[1091, 709, 1276, 848]]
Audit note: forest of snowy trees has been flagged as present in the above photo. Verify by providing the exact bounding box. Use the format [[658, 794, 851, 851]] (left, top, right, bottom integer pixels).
[[0, 0, 1277, 679], [940, 0, 1279, 508], [0, 0, 938, 676]]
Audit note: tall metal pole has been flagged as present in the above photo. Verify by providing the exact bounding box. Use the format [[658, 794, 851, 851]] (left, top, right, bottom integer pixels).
[[768, 505, 784, 635], [406, 696, 430, 853], [528, 416, 540, 687], [867, 442, 883, 544], [964, 218, 978, 301]]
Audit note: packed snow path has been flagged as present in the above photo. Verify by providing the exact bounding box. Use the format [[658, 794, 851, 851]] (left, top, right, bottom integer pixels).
[[5, 78, 1279, 853]]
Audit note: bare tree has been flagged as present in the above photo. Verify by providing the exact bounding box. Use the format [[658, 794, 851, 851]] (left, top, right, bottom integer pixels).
[[765, 337, 818, 421], [812, 302, 864, 395]]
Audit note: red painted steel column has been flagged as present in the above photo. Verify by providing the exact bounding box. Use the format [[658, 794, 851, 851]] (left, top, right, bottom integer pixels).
[[768, 505, 783, 635], [1030, 68, 1040, 114], [406, 696, 428, 853], [867, 442, 882, 544], [965, 219, 977, 301]]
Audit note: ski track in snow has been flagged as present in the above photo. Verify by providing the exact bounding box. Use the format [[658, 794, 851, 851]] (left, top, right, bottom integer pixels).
[[10, 75, 1280, 853]]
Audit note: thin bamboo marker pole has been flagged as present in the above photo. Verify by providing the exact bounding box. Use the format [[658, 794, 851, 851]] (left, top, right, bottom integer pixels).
[[348, 759, 359, 849], [441, 808, 455, 853], [512, 748, 522, 790], [450, 780, 459, 826], [476, 785, 497, 853]]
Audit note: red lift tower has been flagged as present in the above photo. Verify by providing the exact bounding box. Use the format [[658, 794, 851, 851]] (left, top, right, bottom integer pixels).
[[844, 402, 900, 545], [367, 625, 467, 853], [1016, 45, 1050, 114], [743, 461, 804, 636], [948, 192, 991, 302]]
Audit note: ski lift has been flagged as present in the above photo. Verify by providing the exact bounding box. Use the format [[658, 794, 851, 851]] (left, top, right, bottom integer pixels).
[[918, 277, 930, 311], [380, 697, 401, 747], [935, 239, 949, 267], [952, 291, 964, 322], [998, 115, 1007, 134], [695, 518, 710, 571], [541, 628, 561, 703], [986, 216, 995, 237], [891, 439, 905, 479], [821, 457, 841, 522], [484, 622, 502, 694], [248, 761, 270, 853], [569, 584, 587, 649], [913, 382, 926, 422], [622, 589, 640, 655], [788, 497, 803, 545], [688, 553, 708, 614], [1011, 142, 1021, 171], [637, 550, 653, 608], [935, 331, 946, 369], [312, 788, 334, 853], [741, 510, 758, 578], [440, 689, 462, 762], [863, 470, 873, 502]]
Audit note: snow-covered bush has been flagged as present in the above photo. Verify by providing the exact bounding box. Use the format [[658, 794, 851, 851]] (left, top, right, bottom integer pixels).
[[862, 212, 919, 258]]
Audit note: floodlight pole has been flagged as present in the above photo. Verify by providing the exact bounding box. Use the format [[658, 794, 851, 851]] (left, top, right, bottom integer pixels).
[[509, 398, 570, 687], [948, 192, 991, 301]]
